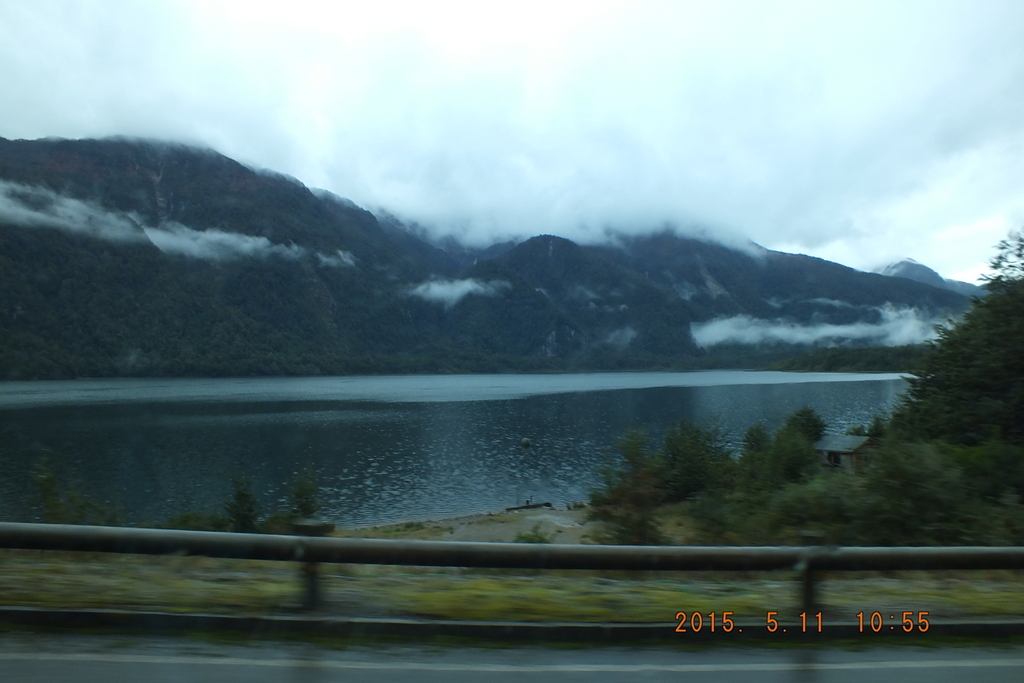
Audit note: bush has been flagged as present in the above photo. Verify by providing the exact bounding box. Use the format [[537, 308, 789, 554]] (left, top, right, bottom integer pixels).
[[736, 419, 820, 490], [661, 420, 733, 502], [855, 442, 979, 545], [588, 432, 665, 544], [940, 439, 1024, 503], [225, 476, 260, 533], [769, 429, 821, 485], [766, 473, 865, 545], [290, 468, 321, 518], [33, 457, 120, 526], [782, 407, 826, 442], [161, 511, 230, 531], [514, 523, 553, 543]]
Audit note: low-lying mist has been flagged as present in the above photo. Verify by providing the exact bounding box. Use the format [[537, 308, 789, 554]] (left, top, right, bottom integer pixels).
[[692, 305, 943, 348], [0, 180, 355, 266], [408, 278, 511, 307]]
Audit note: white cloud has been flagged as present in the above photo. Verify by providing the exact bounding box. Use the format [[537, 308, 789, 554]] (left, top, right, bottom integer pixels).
[[0, 180, 146, 242], [142, 223, 305, 261], [692, 305, 942, 348], [1, 1, 1023, 278], [408, 278, 511, 307], [316, 249, 356, 267], [0, 180, 351, 264], [602, 327, 637, 348]]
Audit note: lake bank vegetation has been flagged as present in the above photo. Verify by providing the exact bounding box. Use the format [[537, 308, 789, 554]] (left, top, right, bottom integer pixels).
[[14, 231, 1023, 548], [591, 231, 1024, 546], [762, 344, 932, 373], [588, 411, 1024, 546]]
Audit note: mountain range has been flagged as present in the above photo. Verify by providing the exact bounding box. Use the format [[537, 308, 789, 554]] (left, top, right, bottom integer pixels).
[[0, 137, 974, 379], [876, 259, 984, 298]]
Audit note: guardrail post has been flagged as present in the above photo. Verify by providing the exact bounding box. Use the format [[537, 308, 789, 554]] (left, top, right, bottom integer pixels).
[[801, 562, 816, 613], [797, 531, 825, 614], [292, 518, 335, 611]]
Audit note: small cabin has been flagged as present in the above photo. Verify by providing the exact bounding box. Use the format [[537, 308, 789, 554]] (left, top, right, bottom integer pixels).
[[814, 434, 871, 471]]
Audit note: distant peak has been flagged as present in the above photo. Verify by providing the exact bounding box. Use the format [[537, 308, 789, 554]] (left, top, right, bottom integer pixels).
[[877, 259, 984, 297]]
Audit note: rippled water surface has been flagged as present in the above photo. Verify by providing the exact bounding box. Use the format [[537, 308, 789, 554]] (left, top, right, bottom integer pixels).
[[0, 372, 907, 526]]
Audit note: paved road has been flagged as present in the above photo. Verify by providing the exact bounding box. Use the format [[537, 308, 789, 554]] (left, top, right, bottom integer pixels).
[[2, 634, 1024, 682]]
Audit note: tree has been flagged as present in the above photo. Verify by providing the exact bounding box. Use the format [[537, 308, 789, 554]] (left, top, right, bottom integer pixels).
[[742, 423, 770, 454], [736, 411, 822, 490], [782, 407, 826, 443], [768, 428, 821, 484], [855, 442, 976, 545], [225, 476, 260, 533], [893, 230, 1024, 445], [588, 432, 665, 544], [846, 415, 886, 438], [661, 420, 733, 502], [290, 469, 321, 519]]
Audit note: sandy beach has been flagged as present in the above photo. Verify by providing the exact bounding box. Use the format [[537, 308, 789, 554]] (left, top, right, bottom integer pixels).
[[342, 506, 603, 544]]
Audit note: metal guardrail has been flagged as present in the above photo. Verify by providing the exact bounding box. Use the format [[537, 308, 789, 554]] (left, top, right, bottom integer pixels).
[[2, 522, 1024, 612]]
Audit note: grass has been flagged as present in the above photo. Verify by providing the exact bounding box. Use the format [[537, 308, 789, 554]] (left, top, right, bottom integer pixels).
[[333, 521, 455, 540], [513, 523, 554, 544], [2, 549, 1024, 624]]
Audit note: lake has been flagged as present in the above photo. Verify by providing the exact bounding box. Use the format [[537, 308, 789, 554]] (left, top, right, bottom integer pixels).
[[0, 371, 907, 526]]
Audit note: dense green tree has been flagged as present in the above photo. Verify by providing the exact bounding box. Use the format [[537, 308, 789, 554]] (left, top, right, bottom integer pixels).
[[735, 412, 822, 490], [764, 441, 1007, 546], [741, 424, 770, 455], [893, 231, 1024, 445], [769, 428, 821, 484], [939, 439, 1024, 504], [782, 407, 827, 443], [846, 415, 887, 438], [855, 442, 978, 545], [661, 420, 733, 501]]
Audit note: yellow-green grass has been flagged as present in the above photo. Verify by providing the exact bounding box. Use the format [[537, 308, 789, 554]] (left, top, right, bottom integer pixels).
[[2, 550, 1024, 623], [333, 521, 455, 540]]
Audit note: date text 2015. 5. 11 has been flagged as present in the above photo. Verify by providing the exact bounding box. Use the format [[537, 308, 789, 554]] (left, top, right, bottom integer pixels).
[[674, 611, 930, 634]]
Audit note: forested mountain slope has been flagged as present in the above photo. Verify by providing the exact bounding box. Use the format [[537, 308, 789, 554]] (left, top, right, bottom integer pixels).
[[0, 137, 972, 378]]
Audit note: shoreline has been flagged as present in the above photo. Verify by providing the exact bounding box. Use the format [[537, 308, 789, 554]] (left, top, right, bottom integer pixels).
[[339, 506, 600, 544]]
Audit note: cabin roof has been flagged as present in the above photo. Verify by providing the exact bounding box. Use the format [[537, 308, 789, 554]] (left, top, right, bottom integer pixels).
[[814, 434, 870, 454]]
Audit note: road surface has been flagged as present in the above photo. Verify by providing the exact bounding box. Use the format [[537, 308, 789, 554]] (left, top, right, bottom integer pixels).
[[2, 633, 1023, 682]]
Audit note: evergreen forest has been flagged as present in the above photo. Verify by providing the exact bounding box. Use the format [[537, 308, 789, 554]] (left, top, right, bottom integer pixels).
[[590, 231, 1024, 546]]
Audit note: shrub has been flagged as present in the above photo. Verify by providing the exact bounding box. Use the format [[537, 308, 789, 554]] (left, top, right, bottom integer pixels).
[[290, 468, 321, 519], [855, 442, 978, 545], [514, 522, 553, 543], [161, 510, 230, 531], [588, 432, 665, 544], [782, 407, 826, 442], [33, 456, 120, 526], [661, 420, 733, 502], [225, 475, 260, 533]]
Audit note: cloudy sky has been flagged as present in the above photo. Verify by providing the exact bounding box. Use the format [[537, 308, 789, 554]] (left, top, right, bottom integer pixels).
[[2, 0, 1022, 283]]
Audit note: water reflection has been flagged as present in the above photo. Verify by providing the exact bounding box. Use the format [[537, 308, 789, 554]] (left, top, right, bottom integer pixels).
[[0, 373, 907, 526]]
